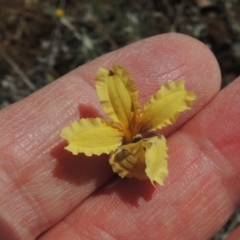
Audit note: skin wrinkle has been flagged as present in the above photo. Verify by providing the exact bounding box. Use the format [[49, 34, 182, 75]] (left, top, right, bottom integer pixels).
[[2, 161, 54, 232], [192, 80, 202, 100], [0, 119, 28, 151], [187, 88, 237, 182], [147, 61, 183, 84], [150, 203, 173, 231], [41, 220, 79, 240], [167, 131, 219, 189], [6, 110, 30, 130], [141, 62, 187, 95], [150, 205, 185, 238], [209, 199, 232, 224], [198, 102, 214, 126], [168, 173, 216, 219], [1, 100, 68, 154], [0, 107, 24, 129], [9, 79, 77, 129], [2, 150, 49, 188], [71, 194, 142, 238], [70, 71, 95, 87], [105, 51, 125, 67], [172, 131, 235, 202], [104, 211, 138, 238], [164, 207, 189, 236], [5, 80, 97, 163], [0, 167, 12, 186], [180, 162, 207, 190], [170, 183, 229, 239], [9, 131, 46, 164], [189, 178, 225, 216], [0, 192, 36, 239], [158, 135, 231, 238], [157, 61, 187, 80], [85, 224, 117, 240], [37, 96, 71, 122], [201, 203, 232, 237], [16, 189, 47, 237], [200, 136, 236, 176], [0, 210, 33, 240], [165, 149, 203, 189], [1, 152, 27, 183], [25, 172, 72, 235], [136, 47, 151, 61], [17, 132, 46, 156], [188, 99, 239, 189]]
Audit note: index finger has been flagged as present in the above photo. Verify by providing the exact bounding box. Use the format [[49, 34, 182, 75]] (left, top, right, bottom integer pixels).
[[0, 33, 221, 239]]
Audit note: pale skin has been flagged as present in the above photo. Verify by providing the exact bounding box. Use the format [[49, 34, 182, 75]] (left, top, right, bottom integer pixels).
[[0, 33, 240, 240]]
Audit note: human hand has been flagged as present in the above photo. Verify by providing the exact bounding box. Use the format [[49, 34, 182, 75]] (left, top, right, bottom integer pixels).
[[0, 33, 239, 240]]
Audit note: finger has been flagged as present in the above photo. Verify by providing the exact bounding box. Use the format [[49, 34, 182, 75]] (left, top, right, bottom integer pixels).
[[39, 77, 240, 240], [0, 33, 221, 239], [226, 225, 240, 240]]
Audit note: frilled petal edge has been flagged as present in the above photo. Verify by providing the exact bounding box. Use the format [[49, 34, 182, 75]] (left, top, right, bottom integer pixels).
[[139, 80, 197, 131], [60, 118, 124, 156], [143, 135, 169, 186]]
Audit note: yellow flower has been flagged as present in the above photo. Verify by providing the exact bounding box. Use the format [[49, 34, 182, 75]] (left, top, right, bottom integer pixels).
[[60, 65, 197, 186], [54, 8, 64, 18]]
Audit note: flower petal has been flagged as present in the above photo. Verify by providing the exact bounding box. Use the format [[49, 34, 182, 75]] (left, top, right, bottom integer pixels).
[[109, 140, 148, 180], [95, 65, 141, 136], [60, 118, 124, 156], [139, 80, 197, 131], [143, 135, 168, 186]]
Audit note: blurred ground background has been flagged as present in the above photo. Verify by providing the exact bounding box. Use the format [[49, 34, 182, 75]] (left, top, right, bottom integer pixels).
[[0, 0, 239, 239]]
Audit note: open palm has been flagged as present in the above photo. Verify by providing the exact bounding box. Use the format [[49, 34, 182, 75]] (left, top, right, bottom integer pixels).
[[1, 33, 240, 240]]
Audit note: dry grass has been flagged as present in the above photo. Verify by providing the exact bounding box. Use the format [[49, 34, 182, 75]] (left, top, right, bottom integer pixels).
[[1, 0, 240, 108]]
